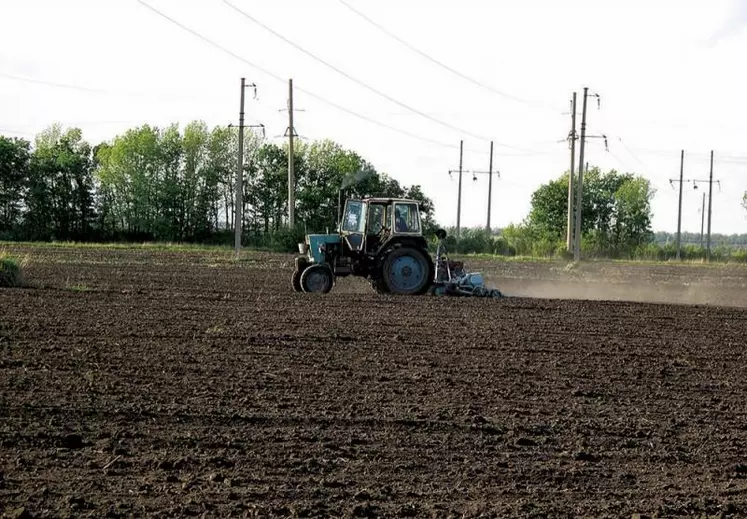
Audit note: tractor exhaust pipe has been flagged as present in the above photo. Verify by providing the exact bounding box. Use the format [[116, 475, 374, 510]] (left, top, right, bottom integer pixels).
[[337, 189, 344, 226]]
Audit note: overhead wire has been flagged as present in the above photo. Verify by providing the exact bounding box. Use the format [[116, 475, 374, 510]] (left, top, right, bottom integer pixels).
[[0, 72, 113, 95], [337, 0, 564, 115], [221, 0, 536, 153], [138, 0, 554, 158], [136, 0, 472, 153], [0, 71, 214, 103]]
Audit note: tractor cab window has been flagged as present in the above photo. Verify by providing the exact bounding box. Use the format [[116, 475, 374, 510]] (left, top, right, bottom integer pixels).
[[393, 203, 421, 233], [367, 204, 388, 234], [341, 200, 366, 233]]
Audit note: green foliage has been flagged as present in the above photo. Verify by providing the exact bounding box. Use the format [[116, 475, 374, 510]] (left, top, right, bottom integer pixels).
[[23, 126, 96, 241], [443, 225, 747, 264], [0, 136, 30, 237], [0, 253, 24, 287], [0, 124, 435, 253], [430, 226, 561, 258], [653, 231, 747, 247], [526, 167, 655, 257]]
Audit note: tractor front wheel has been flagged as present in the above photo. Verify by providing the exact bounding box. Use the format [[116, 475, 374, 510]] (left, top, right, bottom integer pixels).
[[300, 264, 334, 294], [291, 269, 303, 292], [382, 247, 432, 295]]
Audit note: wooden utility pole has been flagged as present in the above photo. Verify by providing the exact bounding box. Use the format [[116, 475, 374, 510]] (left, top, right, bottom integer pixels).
[[567, 92, 577, 252], [706, 150, 714, 261], [287, 78, 295, 228], [234, 77, 246, 256], [486, 141, 494, 231], [573, 87, 589, 262], [676, 149, 685, 260], [456, 139, 463, 238]]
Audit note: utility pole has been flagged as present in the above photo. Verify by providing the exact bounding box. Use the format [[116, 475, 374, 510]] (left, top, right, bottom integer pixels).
[[573, 87, 589, 262], [676, 149, 685, 260], [232, 77, 259, 256], [567, 92, 577, 252], [456, 139, 464, 238], [486, 141, 494, 231], [287, 78, 295, 228], [706, 150, 714, 261], [235, 77, 247, 256], [700, 191, 706, 249], [471, 143, 498, 231]]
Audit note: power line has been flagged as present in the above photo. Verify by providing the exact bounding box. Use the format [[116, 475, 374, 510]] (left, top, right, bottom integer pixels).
[[0, 72, 112, 95], [0, 71, 206, 102], [628, 146, 747, 165], [337, 0, 563, 115], [221, 0, 533, 152], [0, 127, 35, 137], [137, 0, 488, 155]]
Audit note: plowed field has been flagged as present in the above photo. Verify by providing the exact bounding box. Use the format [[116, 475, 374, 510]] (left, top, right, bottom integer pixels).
[[2, 245, 747, 518]]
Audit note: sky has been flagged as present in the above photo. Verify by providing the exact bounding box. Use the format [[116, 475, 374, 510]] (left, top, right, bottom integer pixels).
[[1, 0, 746, 234]]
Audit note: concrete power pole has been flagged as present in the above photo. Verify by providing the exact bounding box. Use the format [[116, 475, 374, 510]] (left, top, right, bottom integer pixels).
[[706, 150, 714, 261], [567, 92, 577, 252], [486, 141, 494, 231], [456, 139, 464, 238], [287, 78, 296, 228], [573, 87, 589, 262], [676, 149, 685, 260], [235, 77, 247, 256], [700, 191, 706, 249]]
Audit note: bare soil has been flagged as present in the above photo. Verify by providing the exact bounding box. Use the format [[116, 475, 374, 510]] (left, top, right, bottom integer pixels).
[[2, 245, 747, 518]]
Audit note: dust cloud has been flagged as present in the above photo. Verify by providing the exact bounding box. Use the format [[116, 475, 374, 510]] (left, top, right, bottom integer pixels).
[[485, 263, 747, 308]]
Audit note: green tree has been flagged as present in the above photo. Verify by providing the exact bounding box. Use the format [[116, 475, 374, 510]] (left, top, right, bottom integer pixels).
[[204, 126, 233, 232], [25, 125, 95, 240], [0, 136, 31, 236], [526, 167, 655, 255], [96, 124, 163, 239], [613, 177, 655, 248], [247, 143, 289, 233], [526, 172, 569, 238], [296, 139, 363, 232]]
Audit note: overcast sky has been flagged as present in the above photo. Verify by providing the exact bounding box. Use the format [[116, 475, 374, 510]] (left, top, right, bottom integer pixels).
[[1, 0, 746, 234]]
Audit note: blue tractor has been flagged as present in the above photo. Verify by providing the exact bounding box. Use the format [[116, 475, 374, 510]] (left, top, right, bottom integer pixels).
[[292, 197, 503, 298]]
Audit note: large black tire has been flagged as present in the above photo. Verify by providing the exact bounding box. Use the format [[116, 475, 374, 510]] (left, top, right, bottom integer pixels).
[[370, 276, 389, 295], [300, 264, 334, 294], [291, 269, 303, 292], [381, 247, 433, 295]]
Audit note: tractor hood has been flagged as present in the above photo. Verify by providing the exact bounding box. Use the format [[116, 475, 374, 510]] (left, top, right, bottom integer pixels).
[[303, 234, 341, 264]]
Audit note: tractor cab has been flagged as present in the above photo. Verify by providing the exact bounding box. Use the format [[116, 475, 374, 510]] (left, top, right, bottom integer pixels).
[[339, 198, 423, 255]]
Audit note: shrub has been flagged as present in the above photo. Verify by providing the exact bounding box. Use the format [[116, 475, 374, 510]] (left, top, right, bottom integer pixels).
[[0, 253, 24, 287]]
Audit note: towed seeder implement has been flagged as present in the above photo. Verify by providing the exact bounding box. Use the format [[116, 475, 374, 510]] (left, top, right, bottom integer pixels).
[[291, 197, 503, 298]]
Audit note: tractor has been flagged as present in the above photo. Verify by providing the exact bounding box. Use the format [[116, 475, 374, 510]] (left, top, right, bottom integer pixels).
[[291, 197, 503, 298]]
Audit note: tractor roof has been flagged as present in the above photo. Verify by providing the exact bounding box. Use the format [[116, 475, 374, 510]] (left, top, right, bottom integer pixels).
[[360, 197, 421, 205]]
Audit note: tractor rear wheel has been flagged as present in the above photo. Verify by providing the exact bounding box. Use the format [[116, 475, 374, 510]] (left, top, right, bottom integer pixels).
[[300, 264, 334, 294], [381, 247, 432, 295], [370, 276, 389, 294]]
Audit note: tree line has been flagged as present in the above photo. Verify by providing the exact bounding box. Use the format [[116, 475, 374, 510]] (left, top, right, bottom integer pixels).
[[2, 123, 741, 260], [0, 123, 434, 249]]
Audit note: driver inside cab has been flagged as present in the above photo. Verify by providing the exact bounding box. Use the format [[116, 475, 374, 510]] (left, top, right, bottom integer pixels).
[[395, 207, 410, 232]]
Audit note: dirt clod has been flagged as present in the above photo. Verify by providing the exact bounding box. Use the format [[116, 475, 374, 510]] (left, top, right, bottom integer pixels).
[[60, 433, 85, 450]]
